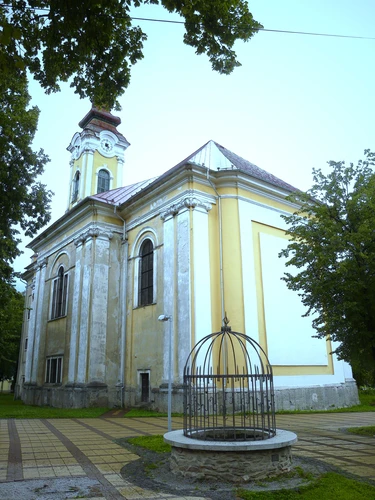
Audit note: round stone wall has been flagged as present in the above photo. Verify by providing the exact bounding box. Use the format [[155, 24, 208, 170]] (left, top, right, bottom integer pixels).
[[164, 429, 298, 483]]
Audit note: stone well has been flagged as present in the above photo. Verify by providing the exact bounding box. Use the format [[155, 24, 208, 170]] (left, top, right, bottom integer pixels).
[[164, 429, 297, 482], [164, 320, 298, 482]]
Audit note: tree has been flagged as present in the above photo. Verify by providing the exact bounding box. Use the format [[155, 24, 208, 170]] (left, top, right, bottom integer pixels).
[[0, 0, 262, 110], [0, 287, 24, 383], [0, 47, 53, 289], [280, 150, 375, 383]]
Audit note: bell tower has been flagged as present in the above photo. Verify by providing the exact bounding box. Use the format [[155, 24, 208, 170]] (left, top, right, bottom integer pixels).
[[66, 107, 130, 211]]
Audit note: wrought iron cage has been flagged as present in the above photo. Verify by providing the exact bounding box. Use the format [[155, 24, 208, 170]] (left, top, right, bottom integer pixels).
[[183, 322, 276, 441]]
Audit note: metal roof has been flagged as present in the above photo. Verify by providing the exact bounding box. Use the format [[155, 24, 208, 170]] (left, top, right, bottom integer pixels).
[[89, 177, 157, 206], [184, 140, 298, 192], [89, 141, 298, 209]]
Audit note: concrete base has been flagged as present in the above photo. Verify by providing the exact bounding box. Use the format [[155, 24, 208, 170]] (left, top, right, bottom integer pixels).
[[151, 380, 359, 413], [19, 379, 359, 410], [164, 429, 298, 482], [21, 383, 122, 408]]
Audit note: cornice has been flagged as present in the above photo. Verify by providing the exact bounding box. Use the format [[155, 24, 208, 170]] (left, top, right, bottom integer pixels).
[[125, 190, 216, 231], [74, 226, 113, 246], [160, 195, 212, 221]]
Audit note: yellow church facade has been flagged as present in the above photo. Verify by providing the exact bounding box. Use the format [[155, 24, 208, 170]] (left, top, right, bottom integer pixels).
[[16, 108, 359, 410]]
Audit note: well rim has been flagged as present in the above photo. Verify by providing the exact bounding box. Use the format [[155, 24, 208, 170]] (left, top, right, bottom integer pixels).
[[164, 429, 297, 452]]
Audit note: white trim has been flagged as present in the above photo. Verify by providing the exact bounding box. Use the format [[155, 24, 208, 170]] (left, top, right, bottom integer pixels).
[[48, 251, 71, 280], [130, 227, 159, 258]]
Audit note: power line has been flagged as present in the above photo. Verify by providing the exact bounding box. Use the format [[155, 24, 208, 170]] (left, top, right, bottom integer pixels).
[[131, 16, 375, 40], [2, 4, 375, 41]]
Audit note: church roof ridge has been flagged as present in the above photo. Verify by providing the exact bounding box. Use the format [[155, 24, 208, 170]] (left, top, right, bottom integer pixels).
[[173, 139, 298, 192]]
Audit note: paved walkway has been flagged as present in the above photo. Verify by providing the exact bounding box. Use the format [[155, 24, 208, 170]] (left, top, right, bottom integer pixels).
[[0, 413, 374, 499]]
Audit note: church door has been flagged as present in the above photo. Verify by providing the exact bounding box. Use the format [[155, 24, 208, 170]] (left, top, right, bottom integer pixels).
[[141, 373, 150, 402]]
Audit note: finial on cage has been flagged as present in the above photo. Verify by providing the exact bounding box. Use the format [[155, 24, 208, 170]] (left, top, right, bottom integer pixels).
[[222, 313, 231, 331]]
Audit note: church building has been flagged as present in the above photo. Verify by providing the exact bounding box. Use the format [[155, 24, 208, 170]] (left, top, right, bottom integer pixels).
[[15, 107, 359, 410]]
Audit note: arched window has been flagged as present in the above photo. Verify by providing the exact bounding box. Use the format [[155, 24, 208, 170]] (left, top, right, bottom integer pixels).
[[138, 239, 154, 306], [97, 169, 110, 193], [72, 171, 80, 202], [51, 266, 68, 319]]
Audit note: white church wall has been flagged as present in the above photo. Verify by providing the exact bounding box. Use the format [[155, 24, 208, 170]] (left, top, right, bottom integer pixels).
[[259, 232, 328, 366]]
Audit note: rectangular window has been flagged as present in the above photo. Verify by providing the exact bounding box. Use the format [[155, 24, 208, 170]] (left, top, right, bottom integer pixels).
[[25, 338, 28, 350], [45, 356, 63, 384]]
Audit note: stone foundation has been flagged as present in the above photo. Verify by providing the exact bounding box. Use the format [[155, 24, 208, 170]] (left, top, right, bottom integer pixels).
[[19, 379, 359, 411], [151, 380, 359, 413], [164, 429, 298, 482], [21, 383, 122, 408]]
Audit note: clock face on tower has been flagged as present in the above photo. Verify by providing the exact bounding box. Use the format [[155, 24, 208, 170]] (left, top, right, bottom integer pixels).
[[100, 138, 114, 154]]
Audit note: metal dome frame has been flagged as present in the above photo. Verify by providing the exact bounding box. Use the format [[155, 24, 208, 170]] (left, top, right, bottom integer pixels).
[[183, 322, 276, 441]]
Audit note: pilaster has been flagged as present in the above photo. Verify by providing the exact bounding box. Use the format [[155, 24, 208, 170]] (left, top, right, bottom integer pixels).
[[160, 195, 212, 381], [88, 231, 113, 383], [68, 238, 84, 382], [30, 258, 48, 383]]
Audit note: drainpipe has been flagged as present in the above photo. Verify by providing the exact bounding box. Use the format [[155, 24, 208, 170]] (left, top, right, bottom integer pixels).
[[206, 169, 227, 378], [206, 170, 225, 326], [114, 205, 128, 407]]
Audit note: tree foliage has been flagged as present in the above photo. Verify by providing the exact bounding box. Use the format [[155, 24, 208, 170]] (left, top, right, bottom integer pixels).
[[0, 287, 24, 382], [280, 150, 375, 376], [0, 53, 53, 290], [0, 0, 262, 110]]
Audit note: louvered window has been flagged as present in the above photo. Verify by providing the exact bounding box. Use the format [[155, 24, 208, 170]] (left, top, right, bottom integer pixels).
[[97, 169, 110, 193]]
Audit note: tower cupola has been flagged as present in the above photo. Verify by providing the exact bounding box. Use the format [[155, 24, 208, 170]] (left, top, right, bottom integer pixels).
[[66, 107, 130, 210]]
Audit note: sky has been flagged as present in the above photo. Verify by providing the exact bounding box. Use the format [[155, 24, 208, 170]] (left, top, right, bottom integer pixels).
[[14, 0, 375, 289]]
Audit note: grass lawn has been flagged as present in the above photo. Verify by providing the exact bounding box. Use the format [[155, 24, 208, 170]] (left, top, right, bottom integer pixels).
[[128, 434, 171, 453], [0, 393, 108, 418], [1, 390, 374, 419], [236, 473, 375, 499], [347, 425, 375, 437], [125, 435, 375, 499]]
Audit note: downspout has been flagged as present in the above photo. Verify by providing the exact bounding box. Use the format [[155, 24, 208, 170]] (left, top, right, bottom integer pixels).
[[206, 168, 228, 377], [206, 169, 225, 326], [114, 205, 127, 407]]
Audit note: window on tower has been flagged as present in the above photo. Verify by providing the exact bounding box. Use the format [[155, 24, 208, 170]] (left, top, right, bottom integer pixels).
[[72, 171, 80, 202], [97, 169, 110, 193]]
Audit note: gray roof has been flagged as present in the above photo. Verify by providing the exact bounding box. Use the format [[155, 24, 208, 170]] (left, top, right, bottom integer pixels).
[[89, 141, 297, 208], [89, 178, 157, 205], [181, 140, 298, 192]]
